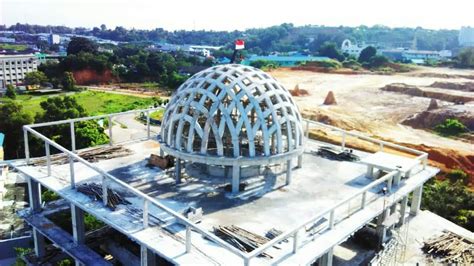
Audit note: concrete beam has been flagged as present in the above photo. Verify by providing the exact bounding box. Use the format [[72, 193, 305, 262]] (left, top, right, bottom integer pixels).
[[175, 159, 181, 184], [286, 159, 292, 185], [27, 177, 42, 212], [232, 165, 240, 195], [71, 204, 85, 244], [410, 185, 423, 215], [140, 245, 156, 266]]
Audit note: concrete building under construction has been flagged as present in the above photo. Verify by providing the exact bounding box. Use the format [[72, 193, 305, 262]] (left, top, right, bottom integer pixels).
[[2, 64, 472, 265]]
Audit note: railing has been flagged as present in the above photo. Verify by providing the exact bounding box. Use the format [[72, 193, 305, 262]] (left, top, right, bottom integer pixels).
[[303, 119, 429, 171], [21, 108, 250, 263], [17, 109, 429, 265]]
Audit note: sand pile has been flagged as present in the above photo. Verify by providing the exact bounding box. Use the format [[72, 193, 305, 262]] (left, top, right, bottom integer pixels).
[[427, 99, 439, 110], [381, 83, 474, 103], [403, 104, 474, 131], [323, 91, 337, 105], [429, 81, 474, 92], [289, 84, 310, 96]]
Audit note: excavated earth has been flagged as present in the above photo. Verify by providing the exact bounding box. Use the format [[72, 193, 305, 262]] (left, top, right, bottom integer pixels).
[[269, 66, 474, 184]]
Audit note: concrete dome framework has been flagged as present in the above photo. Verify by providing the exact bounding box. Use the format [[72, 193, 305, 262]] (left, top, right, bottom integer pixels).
[[160, 64, 304, 193]]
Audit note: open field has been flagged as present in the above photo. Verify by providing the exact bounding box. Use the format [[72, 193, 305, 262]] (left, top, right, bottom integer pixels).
[[9, 90, 157, 117], [270, 66, 474, 181]]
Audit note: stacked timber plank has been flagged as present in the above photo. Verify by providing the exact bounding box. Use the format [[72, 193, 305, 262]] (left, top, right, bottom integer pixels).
[[422, 231, 473, 265], [33, 146, 133, 165], [214, 225, 272, 258], [77, 183, 130, 210]]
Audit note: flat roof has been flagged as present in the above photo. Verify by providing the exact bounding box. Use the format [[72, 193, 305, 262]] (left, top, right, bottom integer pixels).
[[13, 136, 438, 265]]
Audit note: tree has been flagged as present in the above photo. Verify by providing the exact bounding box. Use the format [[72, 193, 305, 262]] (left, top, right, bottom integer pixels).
[[66, 37, 97, 55], [0, 102, 34, 159], [456, 48, 474, 68], [368, 55, 390, 68], [5, 84, 16, 99], [35, 96, 109, 152], [318, 42, 345, 61], [24, 71, 48, 86], [358, 46, 377, 63], [62, 72, 76, 91]]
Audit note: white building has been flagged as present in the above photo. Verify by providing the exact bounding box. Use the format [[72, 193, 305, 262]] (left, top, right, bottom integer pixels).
[[0, 54, 39, 88], [459, 26, 474, 47], [341, 39, 368, 57]]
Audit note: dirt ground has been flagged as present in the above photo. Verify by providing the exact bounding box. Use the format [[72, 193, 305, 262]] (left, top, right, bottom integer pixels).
[[270, 66, 473, 180]]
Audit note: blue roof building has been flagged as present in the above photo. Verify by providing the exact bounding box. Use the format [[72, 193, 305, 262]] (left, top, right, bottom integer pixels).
[[242, 55, 331, 67]]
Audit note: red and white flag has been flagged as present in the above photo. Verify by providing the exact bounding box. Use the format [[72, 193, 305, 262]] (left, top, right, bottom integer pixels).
[[235, 39, 245, 50]]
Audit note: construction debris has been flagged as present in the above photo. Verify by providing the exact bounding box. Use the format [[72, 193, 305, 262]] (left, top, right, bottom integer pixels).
[[422, 231, 473, 265], [214, 225, 272, 258], [323, 91, 337, 105], [77, 183, 130, 210], [33, 146, 133, 165], [313, 146, 360, 162], [148, 154, 175, 169]]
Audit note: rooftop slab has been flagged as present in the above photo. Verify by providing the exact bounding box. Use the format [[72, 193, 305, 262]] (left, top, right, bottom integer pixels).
[[13, 137, 437, 265]]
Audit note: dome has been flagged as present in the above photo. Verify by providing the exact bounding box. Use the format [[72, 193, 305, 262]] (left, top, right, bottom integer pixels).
[[160, 64, 304, 166]]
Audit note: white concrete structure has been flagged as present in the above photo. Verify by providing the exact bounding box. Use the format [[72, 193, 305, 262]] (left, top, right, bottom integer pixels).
[[0, 54, 38, 88], [459, 26, 474, 47], [161, 64, 304, 193]]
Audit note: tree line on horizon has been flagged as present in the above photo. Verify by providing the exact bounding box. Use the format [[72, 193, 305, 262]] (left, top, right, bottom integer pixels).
[[1, 23, 461, 54]]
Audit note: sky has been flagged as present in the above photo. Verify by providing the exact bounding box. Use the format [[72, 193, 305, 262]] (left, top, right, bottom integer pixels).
[[1, 0, 473, 31]]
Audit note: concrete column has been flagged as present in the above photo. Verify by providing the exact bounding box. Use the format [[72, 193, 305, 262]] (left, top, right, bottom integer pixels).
[[394, 170, 402, 187], [410, 185, 423, 215], [159, 147, 164, 157], [376, 209, 389, 247], [33, 228, 45, 258], [71, 204, 85, 244], [140, 245, 155, 266], [320, 248, 334, 266], [398, 196, 408, 226], [175, 159, 181, 184], [28, 177, 41, 212], [366, 165, 374, 179], [232, 165, 240, 195], [285, 159, 292, 185], [297, 155, 303, 169]]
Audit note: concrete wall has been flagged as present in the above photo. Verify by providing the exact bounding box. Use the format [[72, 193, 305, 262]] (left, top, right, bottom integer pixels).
[[0, 235, 32, 259]]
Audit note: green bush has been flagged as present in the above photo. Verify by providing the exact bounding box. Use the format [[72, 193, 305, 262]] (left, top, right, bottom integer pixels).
[[434, 118, 468, 136], [5, 84, 17, 99], [422, 179, 474, 231], [42, 189, 60, 202], [250, 60, 279, 69], [446, 169, 469, 184], [342, 59, 362, 70]]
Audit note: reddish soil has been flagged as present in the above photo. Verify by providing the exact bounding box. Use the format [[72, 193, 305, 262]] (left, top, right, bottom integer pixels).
[[73, 69, 115, 85]]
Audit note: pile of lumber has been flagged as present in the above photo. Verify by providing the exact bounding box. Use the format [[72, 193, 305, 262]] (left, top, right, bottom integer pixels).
[[33, 145, 133, 165], [214, 225, 272, 258], [422, 231, 473, 265], [77, 183, 130, 210]]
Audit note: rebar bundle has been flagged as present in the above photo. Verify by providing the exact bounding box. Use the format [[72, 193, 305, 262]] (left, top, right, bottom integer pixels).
[[77, 183, 130, 210], [214, 225, 272, 258], [422, 231, 473, 265]]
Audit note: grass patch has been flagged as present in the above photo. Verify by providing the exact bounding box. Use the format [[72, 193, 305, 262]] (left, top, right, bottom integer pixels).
[[150, 109, 165, 120], [8, 90, 157, 117], [0, 43, 28, 51]]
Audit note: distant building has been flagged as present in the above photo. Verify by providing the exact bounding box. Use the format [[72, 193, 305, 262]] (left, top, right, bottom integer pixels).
[[0, 37, 15, 43], [459, 26, 474, 47], [381, 48, 452, 64], [341, 39, 368, 57], [49, 34, 61, 45], [242, 55, 331, 66], [0, 54, 38, 88]]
